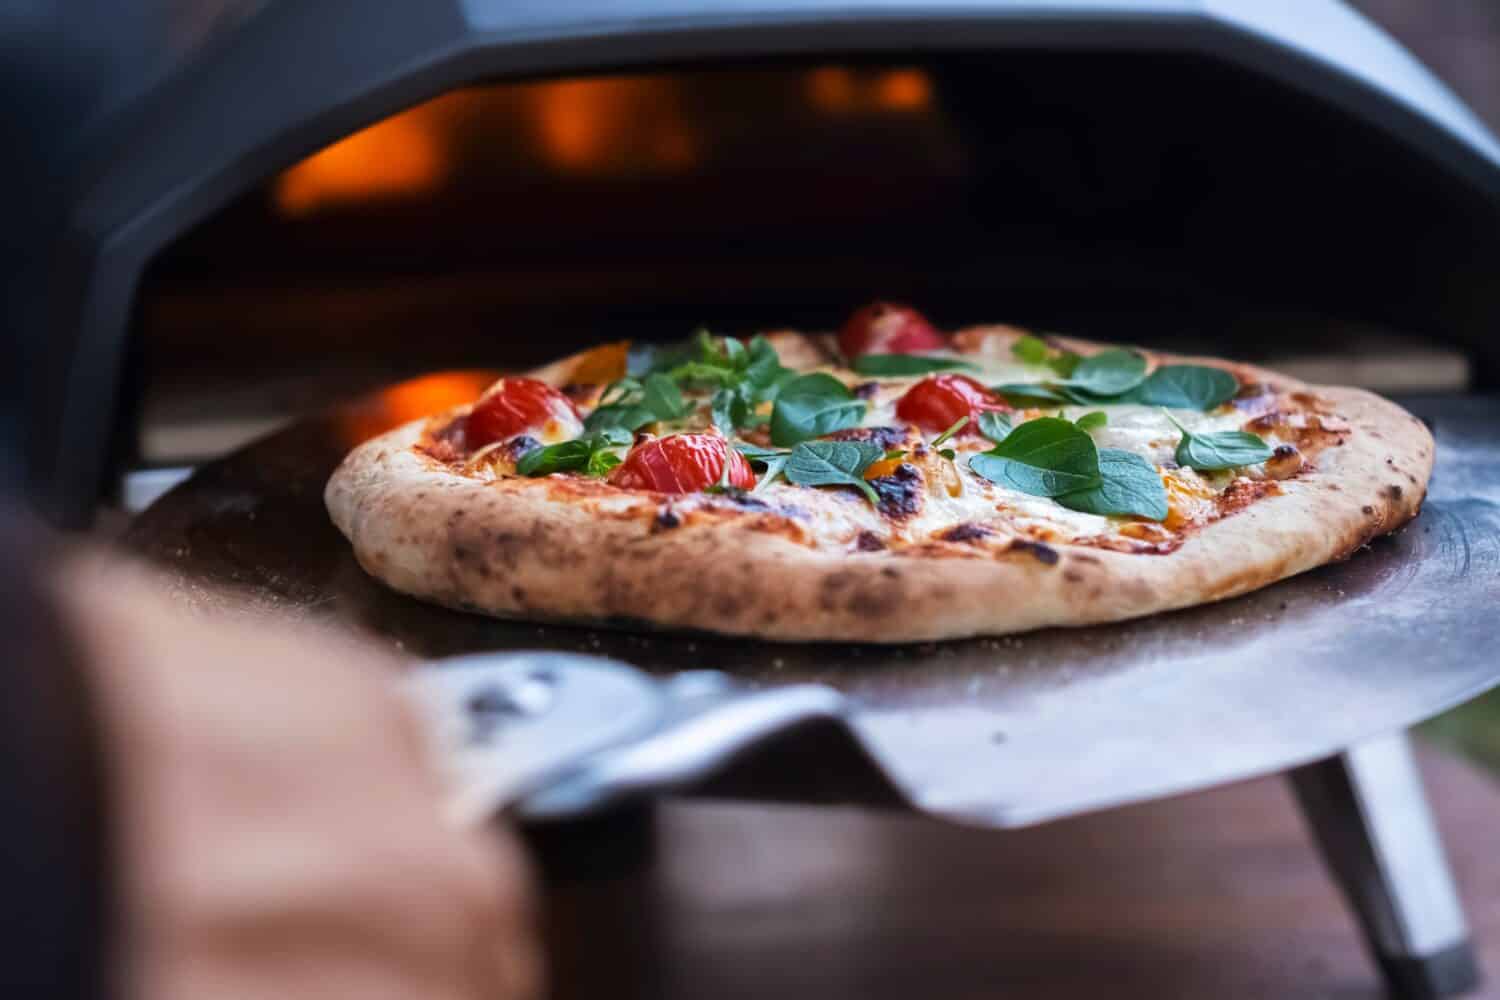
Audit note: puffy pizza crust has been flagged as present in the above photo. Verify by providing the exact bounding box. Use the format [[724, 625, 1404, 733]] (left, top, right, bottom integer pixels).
[[325, 338, 1433, 643]]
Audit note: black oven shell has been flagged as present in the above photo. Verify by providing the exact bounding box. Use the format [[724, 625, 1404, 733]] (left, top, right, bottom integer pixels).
[[26, 0, 1500, 526]]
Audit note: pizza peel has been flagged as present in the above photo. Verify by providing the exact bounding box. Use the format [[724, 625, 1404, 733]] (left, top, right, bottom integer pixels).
[[122, 380, 1500, 828]]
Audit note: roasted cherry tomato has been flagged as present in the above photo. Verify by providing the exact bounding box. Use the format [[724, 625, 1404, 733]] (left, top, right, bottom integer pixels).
[[837, 302, 947, 359], [609, 434, 756, 494], [895, 373, 1009, 433], [467, 377, 582, 447]]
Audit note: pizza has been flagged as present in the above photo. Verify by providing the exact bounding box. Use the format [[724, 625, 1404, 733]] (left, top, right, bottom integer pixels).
[[325, 303, 1433, 642]]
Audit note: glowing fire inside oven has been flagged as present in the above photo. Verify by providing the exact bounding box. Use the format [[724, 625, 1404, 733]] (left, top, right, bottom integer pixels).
[[273, 68, 934, 216]]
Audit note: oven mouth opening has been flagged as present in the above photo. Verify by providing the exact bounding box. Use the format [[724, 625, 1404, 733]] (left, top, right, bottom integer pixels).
[[131, 51, 1483, 472]]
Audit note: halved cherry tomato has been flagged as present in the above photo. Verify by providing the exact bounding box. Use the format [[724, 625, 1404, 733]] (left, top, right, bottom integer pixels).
[[895, 373, 1009, 433], [467, 377, 583, 447], [609, 434, 756, 494], [837, 302, 947, 359]]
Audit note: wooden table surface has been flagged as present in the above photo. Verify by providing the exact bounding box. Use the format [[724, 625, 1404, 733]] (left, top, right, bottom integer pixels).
[[538, 744, 1500, 999]]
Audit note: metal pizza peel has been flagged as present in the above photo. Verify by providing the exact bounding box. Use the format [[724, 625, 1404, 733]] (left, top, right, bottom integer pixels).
[[123, 384, 1500, 997]]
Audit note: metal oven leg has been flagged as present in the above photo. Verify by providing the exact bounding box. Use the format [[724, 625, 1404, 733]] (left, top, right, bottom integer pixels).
[[1288, 732, 1479, 999]]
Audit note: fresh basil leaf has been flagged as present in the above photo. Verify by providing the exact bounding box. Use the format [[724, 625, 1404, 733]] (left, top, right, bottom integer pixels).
[[1012, 335, 1051, 365], [516, 439, 594, 477], [1175, 429, 1274, 471], [585, 448, 622, 478], [642, 373, 688, 419], [598, 377, 642, 406], [939, 448, 956, 460], [852, 354, 979, 376], [518, 429, 627, 478], [967, 417, 1101, 497], [1128, 365, 1238, 410], [754, 454, 790, 491], [992, 383, 1092, 406], [769, 373, 867, 446], [721, 336, 747, 366], [1056, 448, 1168, 520], [710, 388, 735, 434], [1075, 411, 1108, 431], [1063, 349, 1147, 396], [629, 336, 700, 377], [784, 440, 883, 505], [740, 336, 794, 396], [735, 443, 789, 461], [595, 426, 633, 447], [584, 403, 656, 433], [1046, 351, 1081, 378], [977, 411, 1013, 443]]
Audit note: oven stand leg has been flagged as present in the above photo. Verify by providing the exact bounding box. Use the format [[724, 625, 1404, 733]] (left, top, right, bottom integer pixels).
[[1288, 732, 1479, 999]]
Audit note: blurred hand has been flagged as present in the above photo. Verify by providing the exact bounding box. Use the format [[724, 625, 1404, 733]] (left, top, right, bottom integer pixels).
[[54, 555, 540, 1000]]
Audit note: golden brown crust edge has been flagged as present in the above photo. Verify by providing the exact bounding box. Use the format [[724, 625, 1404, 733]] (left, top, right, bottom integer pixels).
[[325, 339, 1434, 643]]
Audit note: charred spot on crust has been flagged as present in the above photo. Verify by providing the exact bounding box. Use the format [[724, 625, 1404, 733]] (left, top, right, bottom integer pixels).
[[1009, 539, 1060, 565], [852, 381, 881, 400], [940, 522, 991, 543], [855, 531, 886, 552], [1215, 478, 1281, 517], [654, 507, 682, 531], [1362, 505, 1376, 515], [828, 425, 909, 451], [1385, 484, 1404, 501], [706, 489, 771, 511], [870, 464, 923, 519]]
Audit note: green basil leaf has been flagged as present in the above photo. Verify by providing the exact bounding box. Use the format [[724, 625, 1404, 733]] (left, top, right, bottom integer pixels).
[[991, 382, 1099, 406], [784, 440, 883, 505], [1046, 351, 1081, 378], [642, 373, 688, 419], [1063, 349, 1147, 396], [967, 417, 1101, 497], [1056, 449, 1168, 520], [585, 448, 622, 478], [583, 403, 655, 433], [1075, 410, 1108, 431], [721, 336, 747, 366], [629, 336, 700, 377], [753, 454, 790, 491], [1175, 429, 1274, 471], [516, 439, 594, 477], [769, 373, 867, 446], [1012, 335, 1051, 365], [977, 411, 1014, 443], [595, 426, 633, 447], [742, 336, 795, 400], [851, 354, 979, 376], [735, 443, 790, 462], [992, 383, 1075, 405], [710, 388, 735, 434], [1128, 365, 1238, 410], [598, 377, 641, 406]]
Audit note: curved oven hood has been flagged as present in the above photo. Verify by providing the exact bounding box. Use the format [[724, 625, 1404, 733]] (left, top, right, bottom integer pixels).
[[33, 0, 1500, 524]]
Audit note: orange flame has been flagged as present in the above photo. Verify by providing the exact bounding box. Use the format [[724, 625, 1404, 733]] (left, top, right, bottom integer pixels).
[[275, 107, 447, 217], [272, 67, 931, 217], [807, 67, 933, 114]]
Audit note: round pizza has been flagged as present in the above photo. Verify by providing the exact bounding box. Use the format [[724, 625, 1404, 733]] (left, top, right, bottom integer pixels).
[[325, 303, 1433, 642]]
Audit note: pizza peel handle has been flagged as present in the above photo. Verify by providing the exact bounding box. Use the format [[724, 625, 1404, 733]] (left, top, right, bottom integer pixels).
[[405, 652, 859, 825]]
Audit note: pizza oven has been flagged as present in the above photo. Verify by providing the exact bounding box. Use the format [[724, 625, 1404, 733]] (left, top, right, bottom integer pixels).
[[17, 0, 1500, 525], [11, 5, 1500, 998]]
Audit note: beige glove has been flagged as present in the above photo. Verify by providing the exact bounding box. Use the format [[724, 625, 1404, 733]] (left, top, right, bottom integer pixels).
[[55, 555, 541, 1000]]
